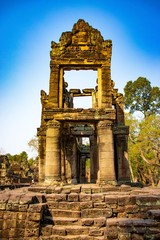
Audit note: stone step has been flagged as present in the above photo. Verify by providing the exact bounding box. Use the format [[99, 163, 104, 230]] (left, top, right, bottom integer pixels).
[[53, 217, 79, 225], [50, 209, 80, 218], [41, 224, 105, 239], [46, 235, 94, 240], [63, 225, 89, 235]]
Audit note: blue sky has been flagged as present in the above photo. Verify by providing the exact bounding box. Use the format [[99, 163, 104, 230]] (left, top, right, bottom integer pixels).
[[0, 0, 160, 157]]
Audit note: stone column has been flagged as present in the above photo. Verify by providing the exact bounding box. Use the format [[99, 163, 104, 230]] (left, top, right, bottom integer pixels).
[[97, 120, 116, 184], [37, 128, 46, 182], [38, 135, 46, 182], [49, 64, 59, 107], [116, 134, 131, 183], [60, 138, 66, 182], [90, 135, 97, 183], [45, 120, 61, 183], [71, 137, 77, 184]]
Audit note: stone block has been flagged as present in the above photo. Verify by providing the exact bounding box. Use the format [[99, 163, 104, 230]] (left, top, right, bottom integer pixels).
[[94, 217, 106, 227], [47, 201, 58, 209], [80, 201, 92, 209], [92, 193, 104, 202], [102, 186, 120, 192], [61, 187, 71, 194], [28, 203, 46, 213], [105, 195, 118, 204], [79, 193, 92, 202], [81, 186, 91, 194], [25, 220, 39, 229], [15, 220, 28, 229], [41, 225, 52, 236], [116, 206, 125, 213], [89, 227, 103, 236], [52, 226, 66, 236], [94, 202, 107, 208], [58, 201, 80, 211], [125, 205, 139, 213], [131, 233, 144, 240], [71, 186, 81, 193], [13, 228, 25, 238], [65, 226, 89, 235], [3, 219, 17, 229], [81, 208, 112, 218], [25, 227, 40, 237], [27, 212, 42, 221], [54, 187, 63, 193], [17, 212, 27, 220], [118, 195, 136, 206], [117, 212, 128, 218], [3, 211, 17, 220], [81, 218, 94, 226], [68, 193, 79, 202], [19, 204, 29, 211], [6, 202, 19, 211], [136, 195, 160, 206], [133, 219, 158, 227], [118, 233, 131, 240], [54, 194, 67, 202], [51, 209, 80, 218], [53, 217, 78, 225], [0, 202, 6, 210], [104, 226, 118, 239], [91, 186, 101, 194]]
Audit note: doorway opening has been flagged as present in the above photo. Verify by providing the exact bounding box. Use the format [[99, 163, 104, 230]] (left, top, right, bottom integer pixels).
[[77, 136, 91, 183]]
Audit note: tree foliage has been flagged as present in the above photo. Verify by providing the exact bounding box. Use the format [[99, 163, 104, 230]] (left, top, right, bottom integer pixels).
[[125, 114, 160, 186], [28, 136, 38, 154], [124, 77, 160, 117]]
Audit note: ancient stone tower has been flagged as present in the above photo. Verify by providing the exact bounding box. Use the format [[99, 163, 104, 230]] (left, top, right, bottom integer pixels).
[[37, 19, 130, 185]]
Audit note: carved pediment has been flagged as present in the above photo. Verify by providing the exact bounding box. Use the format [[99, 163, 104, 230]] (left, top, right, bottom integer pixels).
[[51, 19, 112, 58], [59, 19, 104, 47]]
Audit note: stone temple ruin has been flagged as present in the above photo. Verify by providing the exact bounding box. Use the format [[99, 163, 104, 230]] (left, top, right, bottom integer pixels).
[[37, 19, 130, 185], [1, 20, 160, 240]]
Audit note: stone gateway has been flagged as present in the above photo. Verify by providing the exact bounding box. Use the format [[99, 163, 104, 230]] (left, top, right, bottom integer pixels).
[[37, 19, 130, 185]]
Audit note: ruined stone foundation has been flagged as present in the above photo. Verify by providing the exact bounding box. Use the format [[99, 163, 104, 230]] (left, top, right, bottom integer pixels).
[[0, 185, 160, 239]]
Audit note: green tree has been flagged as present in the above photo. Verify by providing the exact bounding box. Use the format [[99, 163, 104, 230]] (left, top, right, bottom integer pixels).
[[124, 77, 160, 118], [125, 114, 160, 186]]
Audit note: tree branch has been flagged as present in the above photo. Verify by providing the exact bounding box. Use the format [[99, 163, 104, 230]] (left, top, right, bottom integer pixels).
[[140, 151, 160, 167]]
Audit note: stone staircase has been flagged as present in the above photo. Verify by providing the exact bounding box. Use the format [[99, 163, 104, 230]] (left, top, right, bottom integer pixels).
[[0, 184, 160, 239], [40, 190, 106, 239], [34, 184, 160, 240]]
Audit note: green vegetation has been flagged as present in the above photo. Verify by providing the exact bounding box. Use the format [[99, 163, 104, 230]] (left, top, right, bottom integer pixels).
[[124, 77, 160, 186], [124, 77, 160, 118]]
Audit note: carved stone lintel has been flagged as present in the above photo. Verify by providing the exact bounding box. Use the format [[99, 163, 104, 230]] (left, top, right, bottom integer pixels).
[[97, 120, 113, 129]]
